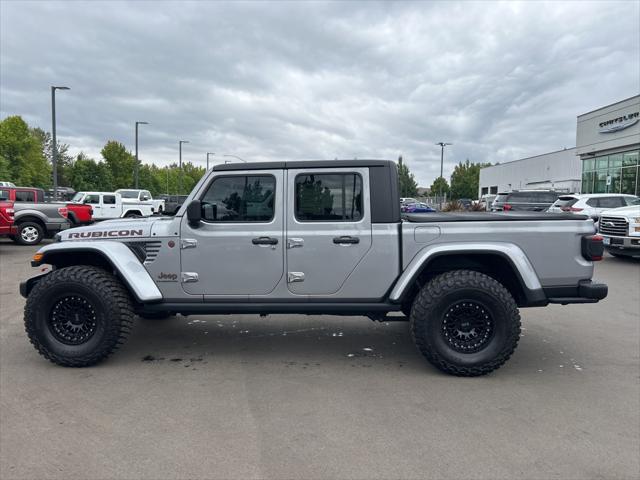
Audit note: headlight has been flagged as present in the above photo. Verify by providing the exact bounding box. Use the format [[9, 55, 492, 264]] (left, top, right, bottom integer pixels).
[[634, 217, 640, 223]]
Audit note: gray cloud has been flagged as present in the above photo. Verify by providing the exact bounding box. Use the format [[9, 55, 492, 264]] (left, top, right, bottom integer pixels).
[[1, 0, 638, 186]]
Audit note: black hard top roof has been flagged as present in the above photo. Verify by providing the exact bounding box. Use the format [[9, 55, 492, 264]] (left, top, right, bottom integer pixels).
[[212, 159, 393, 171]]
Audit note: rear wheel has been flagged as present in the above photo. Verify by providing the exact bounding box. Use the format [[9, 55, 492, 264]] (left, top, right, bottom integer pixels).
[[24, 266, 135, 367], [16, 221, 44, 245], [410, 270, 521, 376]]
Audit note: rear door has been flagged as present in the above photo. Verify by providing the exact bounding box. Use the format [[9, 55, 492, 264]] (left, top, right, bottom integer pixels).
[[285, 167, 372, 296], [595, 196, 626, 216], [180, 170, 284, 296], [102, 194, 118, 218]]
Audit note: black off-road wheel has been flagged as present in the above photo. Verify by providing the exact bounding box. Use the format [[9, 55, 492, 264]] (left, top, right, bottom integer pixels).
[[24, 266, 135, 367], [410, 270, 521, 377]]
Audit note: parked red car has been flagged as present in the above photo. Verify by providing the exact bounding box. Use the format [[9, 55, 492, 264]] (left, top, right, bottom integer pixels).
[[0, 198, 17, 237], [0, 186, 92, 225]]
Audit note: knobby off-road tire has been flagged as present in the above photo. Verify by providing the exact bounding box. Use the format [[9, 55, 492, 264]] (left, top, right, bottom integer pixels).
[[24, 266, 135, 367], [410, 270, 521, 377]]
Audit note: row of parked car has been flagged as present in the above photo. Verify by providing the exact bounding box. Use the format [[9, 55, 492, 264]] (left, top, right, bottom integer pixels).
[[0, 185, 188, 246]]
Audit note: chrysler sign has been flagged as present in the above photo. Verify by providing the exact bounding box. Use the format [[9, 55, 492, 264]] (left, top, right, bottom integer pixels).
[[598, 111, 639, 133]]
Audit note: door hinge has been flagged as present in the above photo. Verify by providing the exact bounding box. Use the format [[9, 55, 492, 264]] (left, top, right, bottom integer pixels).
[[181, 272, 199, 283], [287, 238, 304, 249], [287, 272, 305, 283], [181, 239, 198, 249]]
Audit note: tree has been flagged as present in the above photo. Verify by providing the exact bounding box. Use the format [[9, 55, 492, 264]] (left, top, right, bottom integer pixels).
[[0, 116, 51, 188], [101, 141, 136, 189], [429, 176, 450, 197], [397, 155, 418, 197], [31, 127, 73, 187], [449, 159, 491, 200], [68, 152, 114, 191]]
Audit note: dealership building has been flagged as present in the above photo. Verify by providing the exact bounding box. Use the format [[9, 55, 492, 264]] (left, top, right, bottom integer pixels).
[[479, 95, 640, 197]]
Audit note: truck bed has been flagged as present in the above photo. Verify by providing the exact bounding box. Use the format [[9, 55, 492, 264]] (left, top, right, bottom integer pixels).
[[402, 212, 588, 222]]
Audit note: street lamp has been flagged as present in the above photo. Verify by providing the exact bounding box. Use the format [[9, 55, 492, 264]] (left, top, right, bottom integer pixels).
[[222, 154, 246, 163], [134, 121, 149, 188], [435, 142, 452, 206], [178, 140, 189, 194], [206, 152, 215, 170], [51, 86, 70, 201]]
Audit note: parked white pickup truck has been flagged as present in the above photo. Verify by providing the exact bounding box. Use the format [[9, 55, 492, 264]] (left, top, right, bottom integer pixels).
[[598, 198, 640, 257], [69, 192, 154, 220], [115, 189, 165, 214]]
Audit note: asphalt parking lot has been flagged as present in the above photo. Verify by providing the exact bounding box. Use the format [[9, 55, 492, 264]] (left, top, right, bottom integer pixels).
[[0, 239, 638, 480]]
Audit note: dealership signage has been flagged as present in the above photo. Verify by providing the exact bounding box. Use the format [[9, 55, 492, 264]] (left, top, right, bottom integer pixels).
[[598, 111, 639, 133]]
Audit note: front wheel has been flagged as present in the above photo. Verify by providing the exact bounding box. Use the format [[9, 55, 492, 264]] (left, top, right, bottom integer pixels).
[[410, 270, 521, 376], [24, 266, 135, 367]]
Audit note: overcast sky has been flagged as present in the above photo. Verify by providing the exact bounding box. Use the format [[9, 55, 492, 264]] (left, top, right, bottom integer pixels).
[[1, 1, 639, 186]]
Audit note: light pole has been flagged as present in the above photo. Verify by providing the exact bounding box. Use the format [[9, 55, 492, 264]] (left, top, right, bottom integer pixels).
[[51, 86, 70, 200], [134, 121, 149, 188], [222, 154, 246, 163], [435, 142, 452, 206], [206, 152, 215, 170], [178, 140, 189, 194]]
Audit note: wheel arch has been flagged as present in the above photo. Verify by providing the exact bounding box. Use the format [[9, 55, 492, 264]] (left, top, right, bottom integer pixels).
[[27, 241, 163, 303], [15, 214, 46, 228], [390, 243, 547, 308]]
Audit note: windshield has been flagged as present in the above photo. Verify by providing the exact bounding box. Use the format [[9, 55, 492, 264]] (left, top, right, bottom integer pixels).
[[119, 190, 139, 199], [70, 192, 84, 202]]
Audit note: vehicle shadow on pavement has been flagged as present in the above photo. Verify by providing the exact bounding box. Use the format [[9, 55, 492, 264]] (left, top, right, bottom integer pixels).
[[120, 314, 433, 372], [107, 313, 572, 379]]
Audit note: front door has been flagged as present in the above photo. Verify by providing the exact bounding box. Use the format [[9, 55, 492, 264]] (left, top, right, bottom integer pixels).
[[180, 170, 284, 296], [285, 168, 372, 296]]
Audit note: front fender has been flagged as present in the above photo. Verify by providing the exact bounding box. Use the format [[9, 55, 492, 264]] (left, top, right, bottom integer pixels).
[[389, 242, 543, 302], [28, 240, 162, 302]]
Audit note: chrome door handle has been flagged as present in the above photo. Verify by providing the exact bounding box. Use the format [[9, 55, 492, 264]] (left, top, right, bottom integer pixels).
[[252, 236, 278, 245], [287, 238, 304, 249], [333, 236, 359, 245]]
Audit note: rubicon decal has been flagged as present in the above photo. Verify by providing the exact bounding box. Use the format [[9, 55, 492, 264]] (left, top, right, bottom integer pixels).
[[68, 229, 144, 239]]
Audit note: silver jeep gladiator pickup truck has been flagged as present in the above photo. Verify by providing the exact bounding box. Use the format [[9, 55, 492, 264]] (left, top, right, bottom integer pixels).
[[21, 160, 607, 376]]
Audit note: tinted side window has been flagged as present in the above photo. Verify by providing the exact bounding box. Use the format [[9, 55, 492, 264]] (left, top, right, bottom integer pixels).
[[85, 195, 100, 204], [586, 198, 599, 207], [103, 195, 116, 204], [508, 192, 531, 203], [14, 190, 35, 202], [598, 197, 624, 208], [201, 175, 275, 222], [295, 173, 363, 222]]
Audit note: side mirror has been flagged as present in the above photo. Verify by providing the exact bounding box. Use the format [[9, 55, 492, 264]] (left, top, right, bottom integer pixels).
[[186, 200, 202, 227]]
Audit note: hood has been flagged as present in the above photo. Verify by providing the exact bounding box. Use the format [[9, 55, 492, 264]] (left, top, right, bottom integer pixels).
[[58, 216, 158, 242], [601, 205, 640, 217]]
